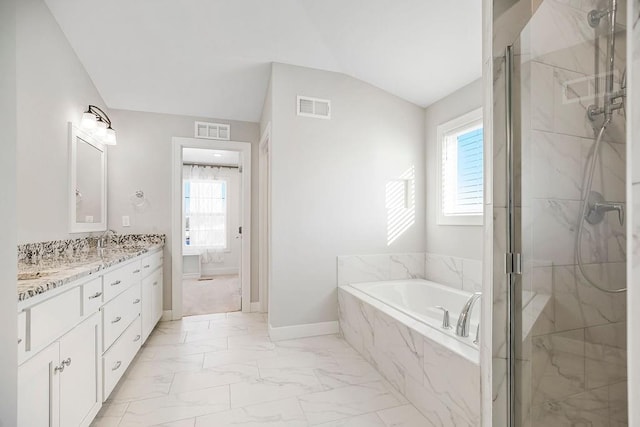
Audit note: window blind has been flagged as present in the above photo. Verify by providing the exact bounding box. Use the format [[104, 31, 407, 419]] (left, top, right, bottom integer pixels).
[[455, 128, 483, 212]]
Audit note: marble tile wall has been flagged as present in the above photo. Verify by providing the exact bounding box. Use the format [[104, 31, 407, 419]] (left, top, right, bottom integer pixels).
[[490, 0, 629, 425], [336, 253, 426, 286], [337, 252, 483, 292], [338, 288, 481, 425]]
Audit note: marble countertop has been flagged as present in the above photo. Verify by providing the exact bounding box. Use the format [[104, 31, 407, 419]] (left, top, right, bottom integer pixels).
[[17, 243, 163, 302]]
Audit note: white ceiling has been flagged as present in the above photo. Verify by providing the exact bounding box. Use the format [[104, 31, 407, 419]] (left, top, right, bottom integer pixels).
[[183, 148, 239, 167], [44, 0, 482, 123]]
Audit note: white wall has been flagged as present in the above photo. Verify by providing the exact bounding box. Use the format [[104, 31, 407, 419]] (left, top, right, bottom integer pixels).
[[269, 63, 426, 328], [0, 0, 18, 423], [107, 109, 259, 307], [425, 78, 484, 260], [16, 0, 107, 243]]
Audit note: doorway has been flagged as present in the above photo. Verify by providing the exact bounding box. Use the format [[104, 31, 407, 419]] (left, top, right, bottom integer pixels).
[[181, 148, 242, 316], [171, 138, 252, 319]]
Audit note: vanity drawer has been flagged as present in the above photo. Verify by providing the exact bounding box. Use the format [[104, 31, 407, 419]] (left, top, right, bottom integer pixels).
[[102, 282, 141, 351], [82, 276, 103, 315], [103, 259, 142, 302], [103, 316, 142, 400], [17, 311, 26, 362], [29, 287, 82, 353], [141, 250, 163, 277]]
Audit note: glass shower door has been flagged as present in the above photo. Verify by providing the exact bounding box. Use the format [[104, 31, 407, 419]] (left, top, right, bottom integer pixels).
[[507, 1, 628, 425]]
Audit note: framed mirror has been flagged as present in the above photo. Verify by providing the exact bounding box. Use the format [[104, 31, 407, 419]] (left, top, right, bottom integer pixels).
[[68, 122, 107, 233]]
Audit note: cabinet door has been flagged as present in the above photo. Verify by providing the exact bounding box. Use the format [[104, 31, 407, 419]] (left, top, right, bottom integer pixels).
[[153, 272, 164, 324], [18, 342, 60, 427], [59, 313, 101, 427], [141, 275, 154, 342]]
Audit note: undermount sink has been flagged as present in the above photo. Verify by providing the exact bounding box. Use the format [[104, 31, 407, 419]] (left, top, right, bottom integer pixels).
[[17, 271, 58, 281]]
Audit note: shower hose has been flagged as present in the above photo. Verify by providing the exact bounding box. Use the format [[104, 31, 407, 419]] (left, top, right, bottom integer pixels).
[[574, 117, 626, 293]]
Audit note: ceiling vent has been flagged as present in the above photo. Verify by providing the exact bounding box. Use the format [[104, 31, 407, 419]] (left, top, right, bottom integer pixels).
[[297, 96, 331, 119], [195, 121, 230, 140]]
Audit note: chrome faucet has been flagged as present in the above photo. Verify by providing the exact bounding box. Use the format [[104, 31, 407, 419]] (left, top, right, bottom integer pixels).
[[456, 292, 481, 337], [585, 191, 625, 226], [97, 229, 117, 249]]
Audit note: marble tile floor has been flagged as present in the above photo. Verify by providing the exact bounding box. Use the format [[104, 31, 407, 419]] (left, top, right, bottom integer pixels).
[[91, 312, 430, 427]]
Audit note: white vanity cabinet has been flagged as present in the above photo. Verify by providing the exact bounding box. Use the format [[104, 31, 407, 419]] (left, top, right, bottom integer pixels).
[[18, 312, 101, 427], [141, 250, 164, 342], [17, 247, 164, 427]]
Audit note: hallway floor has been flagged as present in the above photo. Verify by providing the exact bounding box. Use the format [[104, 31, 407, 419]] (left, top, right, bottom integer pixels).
[[182, 275, 241, 316], [90, 312, 429, 426]]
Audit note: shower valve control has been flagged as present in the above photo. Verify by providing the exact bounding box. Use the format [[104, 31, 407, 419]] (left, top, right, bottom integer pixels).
[[586, 191, 625, 226]]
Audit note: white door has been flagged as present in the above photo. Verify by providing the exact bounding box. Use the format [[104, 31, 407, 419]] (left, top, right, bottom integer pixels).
[[59, 313, 101, 427], [18, 342, 60, 427]]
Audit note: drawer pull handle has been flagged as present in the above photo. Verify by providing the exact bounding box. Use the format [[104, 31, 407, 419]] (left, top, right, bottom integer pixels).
[[143, 264, 150, 269], [17, 338, 22, 344], [62, 357, 71, 367], [89, 291, 103, 299], [54, 364, 65, 373], [153, 281, 158, 286], [112, 316, 122, 324], [134, 335, 141, 342], [111, 280, 122, 286], [133, 298, 141, 304], [133, 269, 141, 274], [112, 361, 122, 371]]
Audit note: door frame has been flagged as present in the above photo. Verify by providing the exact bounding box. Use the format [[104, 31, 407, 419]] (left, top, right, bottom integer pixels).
[[171, 137, 252, 319], [258, 123, 271, 313]]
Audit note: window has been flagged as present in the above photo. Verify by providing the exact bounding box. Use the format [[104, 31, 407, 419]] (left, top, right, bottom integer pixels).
[[183, 178, 228, 248], [437, 108, 484, 226]]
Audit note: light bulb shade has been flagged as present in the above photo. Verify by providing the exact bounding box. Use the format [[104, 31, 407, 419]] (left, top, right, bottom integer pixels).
[[104, 128, 117, 145], [81, 112, 97, 129], [95, 120, 107, 137]]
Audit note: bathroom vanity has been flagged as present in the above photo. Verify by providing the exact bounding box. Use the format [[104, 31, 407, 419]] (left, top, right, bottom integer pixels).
[[16, 236, 164, 427]]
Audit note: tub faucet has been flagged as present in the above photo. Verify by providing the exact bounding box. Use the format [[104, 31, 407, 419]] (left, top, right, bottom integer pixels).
[[456, 292, 482, 337]]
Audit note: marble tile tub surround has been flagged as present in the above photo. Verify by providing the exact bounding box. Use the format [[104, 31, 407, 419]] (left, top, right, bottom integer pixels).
[[17, 234, 165, 302], [337, 252, 482, 292], [338, 287, 481, 425]]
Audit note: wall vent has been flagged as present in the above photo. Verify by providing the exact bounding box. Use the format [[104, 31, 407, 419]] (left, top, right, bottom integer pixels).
[[195, 121, 230, 140], [297, 96, 331, 119]]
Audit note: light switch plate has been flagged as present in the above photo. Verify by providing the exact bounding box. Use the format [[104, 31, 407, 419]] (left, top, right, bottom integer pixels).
[[122, 215, 130, 227]]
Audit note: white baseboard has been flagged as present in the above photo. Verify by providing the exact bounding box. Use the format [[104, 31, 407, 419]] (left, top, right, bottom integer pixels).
[[250, 302, 262, 312], [268, 321, 339, 341], [161, 310, 173, 321]]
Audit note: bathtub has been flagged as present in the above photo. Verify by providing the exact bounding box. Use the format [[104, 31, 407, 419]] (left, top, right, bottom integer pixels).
[[338, 279, 480, 424], [349, 279, 480, 351]]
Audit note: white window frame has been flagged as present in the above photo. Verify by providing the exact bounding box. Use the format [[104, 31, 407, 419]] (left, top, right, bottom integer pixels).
[[436, 107, 484, 226], [182, 177, 231, 253]]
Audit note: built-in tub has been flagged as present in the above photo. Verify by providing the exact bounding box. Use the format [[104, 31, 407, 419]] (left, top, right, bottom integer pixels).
[[338, 279, 481, 425], [350, 279, 480, 349]]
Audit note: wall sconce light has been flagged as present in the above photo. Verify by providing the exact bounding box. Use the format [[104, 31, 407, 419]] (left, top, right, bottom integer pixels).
[[81, 105, 117, 145]]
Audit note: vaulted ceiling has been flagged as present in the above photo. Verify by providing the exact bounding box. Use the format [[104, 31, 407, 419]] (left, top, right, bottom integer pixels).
[[44, 0, 482, 122]]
